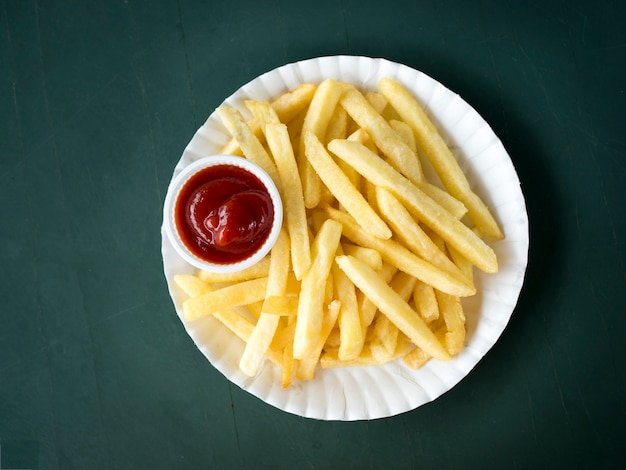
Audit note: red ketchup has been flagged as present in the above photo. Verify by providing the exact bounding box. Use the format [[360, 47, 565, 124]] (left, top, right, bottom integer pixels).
[[174, 164, 275, 264]]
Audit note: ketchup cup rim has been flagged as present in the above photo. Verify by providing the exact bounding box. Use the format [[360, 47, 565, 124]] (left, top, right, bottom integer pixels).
[[164, 155, 283, 274]]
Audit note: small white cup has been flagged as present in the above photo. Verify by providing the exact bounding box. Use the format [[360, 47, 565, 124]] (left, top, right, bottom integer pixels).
[[164, 155, 283, 273]]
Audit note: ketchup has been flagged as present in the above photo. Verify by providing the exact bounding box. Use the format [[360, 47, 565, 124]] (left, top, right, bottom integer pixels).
[[174, 164, 275, 264]]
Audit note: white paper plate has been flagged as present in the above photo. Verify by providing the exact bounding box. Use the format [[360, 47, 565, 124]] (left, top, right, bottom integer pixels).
[[161, 56, 529, 421]]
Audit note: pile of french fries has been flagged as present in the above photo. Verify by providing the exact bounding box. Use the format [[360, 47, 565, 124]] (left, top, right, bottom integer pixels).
[[173, 77, 503, 388]]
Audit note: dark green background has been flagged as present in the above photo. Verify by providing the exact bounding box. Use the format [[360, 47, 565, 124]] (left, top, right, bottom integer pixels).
[[1, 0, 624, 468]]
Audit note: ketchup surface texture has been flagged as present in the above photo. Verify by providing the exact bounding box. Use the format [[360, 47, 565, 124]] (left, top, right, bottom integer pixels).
[[174, 164, 274, 264]]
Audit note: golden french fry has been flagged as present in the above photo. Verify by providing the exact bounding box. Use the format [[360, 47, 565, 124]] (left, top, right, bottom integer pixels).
[[212, 308, 255, 343], [281, 335, 295, 389], [215, 106, 281, 189], [390, 270, 419, 302], [304, 132, 392, 240], [328, 138, 498, 273], [347, 127, 377, 153], [264, 123, 311, 280], [378, 77, 503, 239], [369, 271, 417, 360], [364, 91, 388, 114], [239, 313, 280, 376], [270, 318, 296, 352], [324, 328, 341, 348], [403, 346, 431, 369], [389, 119, 416, 152], [435, 290, 466, 356], [296, 299, 341, 380], [286, 106, 308, 141], [324, 271, 335, 306], [333, 253, 364, 361], [174, 274, 213, 297], [413, 280, 439, 323], [183, 277, 268, 321], [336, 255, 450, 361], [370, 314, 398, 359], [324, 205, 475, 297], [359, 262, 397, 328], [325, 105, 349, 143], [270, 83, 317, 123], [339, 84, 423, 185], [293, 219, 342, 359], [240, 230, 290, 376], [447, 242, 474, 286], [299, 78, 345, 208]]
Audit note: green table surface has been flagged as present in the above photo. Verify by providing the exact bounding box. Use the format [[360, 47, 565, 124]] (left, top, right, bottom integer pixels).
[[1, 0, 624, 468]]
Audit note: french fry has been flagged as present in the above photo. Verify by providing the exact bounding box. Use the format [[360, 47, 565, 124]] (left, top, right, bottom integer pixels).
[[174, 274, 213, 297], [378, 77, 503, 239], [359, 262, 397, 328], [328, 138, 498, 273], [299, 78, 345, 208], [413, 280, 439, 323], [270, 317, 297, 352], [281, 333, 295, 388], [286, 107, 308, 142], [447, 242, 474, 286], [435, 290, 466, 356], [265, 123, 311, 280], [293, 219, 342, 360], [296, 300, 341, 380], [183, 277, 268, 321], [369, 314, 399, 363], [339, 84, 423, 185], [369, 271, 417, 361], [324, 205, 475, 297], [347, 127, 377, 154], [270, 83, 317, 123], [389, 119, 416, 152], [333, 251, 364, 361], [324, 328, 341, 348], [325, 105, 349, 143], [365, 91, 388, 114], [403, 346, 431, 369], [212, 308, 255, 344], [336, 255, 450, 361], [304, 132, 392, 240], [240, 230, 290, 376]]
